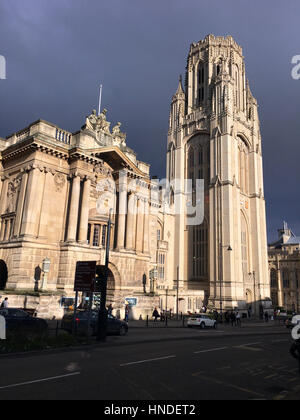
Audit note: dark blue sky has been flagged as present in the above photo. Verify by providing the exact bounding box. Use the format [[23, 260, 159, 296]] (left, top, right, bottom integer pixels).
[[0, 0, 299, 241]]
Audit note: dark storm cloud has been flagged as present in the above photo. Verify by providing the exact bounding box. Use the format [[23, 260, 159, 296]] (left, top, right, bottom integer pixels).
[[0, 0, 299, 241]]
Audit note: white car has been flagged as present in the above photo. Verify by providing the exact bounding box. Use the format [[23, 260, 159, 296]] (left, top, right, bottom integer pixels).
[[187, 314, 217, 329]]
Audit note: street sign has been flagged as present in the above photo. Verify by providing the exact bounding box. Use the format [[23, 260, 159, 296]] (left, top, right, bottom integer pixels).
[[125, 297, 138, 307], [74, 261, 96, 292]]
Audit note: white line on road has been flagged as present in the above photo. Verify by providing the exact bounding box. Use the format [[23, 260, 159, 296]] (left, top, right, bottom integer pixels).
[[0, 372, 81, 391], [194, 347, 228, 354], [120, 355, 176, 367], [236, 342, 262, 347]]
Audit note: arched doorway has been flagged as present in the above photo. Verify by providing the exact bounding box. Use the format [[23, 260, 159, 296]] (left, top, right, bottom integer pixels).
[[95, 265, 115, 304], [0, 260, 8, 290]]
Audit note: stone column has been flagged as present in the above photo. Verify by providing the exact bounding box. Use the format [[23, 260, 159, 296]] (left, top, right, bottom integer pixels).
[[20, 168, 45, 237], [78, 178, 91, 243], [135, 197, 145, 253], [90, 224, 95, 246], [143, 199, 150, 254], [67, 175, 81, 242], [0, 177, 8, 235], [116, 181, 127, 250], [126, 192, 137, 250], [13, 171, 28, 237], [278, 267, 283, 308]]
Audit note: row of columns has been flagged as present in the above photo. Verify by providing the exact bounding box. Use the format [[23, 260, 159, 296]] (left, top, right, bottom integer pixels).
[[0, 169, 35, 239], [116, 191, 150, 255], [0, 169, 150, 256], [66, 175, 91, 243]]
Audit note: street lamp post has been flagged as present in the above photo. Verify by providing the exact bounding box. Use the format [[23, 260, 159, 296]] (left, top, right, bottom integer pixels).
[[219, 244, 232, 315], [176, 266, 179, 320], [248, 271, 258, 316], [96, 209, 112, 341]]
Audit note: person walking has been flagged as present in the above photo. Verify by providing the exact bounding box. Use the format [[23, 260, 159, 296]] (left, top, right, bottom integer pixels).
[[236, 311, 241, 327], [152, 307, 160, 322], [230, 311, 236, 327], [264, 311, 269, 323], [107, 304, 113, 315], [124, 304, 129, 322], [0, 298, 8, 309]]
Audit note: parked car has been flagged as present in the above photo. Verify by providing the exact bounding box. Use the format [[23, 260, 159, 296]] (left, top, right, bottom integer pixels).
[[187, 314, 217, 329], [61, 310, 128, 336], [0, 308, 48, 334]]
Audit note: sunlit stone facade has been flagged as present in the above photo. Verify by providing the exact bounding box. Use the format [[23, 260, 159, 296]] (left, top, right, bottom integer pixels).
[[166, 35, 270, 313], [0, 112, 165, 319], [0, 35, 271, 318]]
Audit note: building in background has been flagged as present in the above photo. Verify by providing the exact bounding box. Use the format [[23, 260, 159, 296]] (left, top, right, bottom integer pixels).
[[269, 222, 300, 313], [166, 34, 270, 314]]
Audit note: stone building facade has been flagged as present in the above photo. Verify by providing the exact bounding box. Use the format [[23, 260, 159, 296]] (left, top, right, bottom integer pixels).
[[166, 35, 270, 314], [269, 223, 300, 313], [0, 34, 271, 319], [0, 110, 167, 319]]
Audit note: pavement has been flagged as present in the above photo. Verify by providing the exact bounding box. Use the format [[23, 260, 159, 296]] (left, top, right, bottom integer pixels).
[[0, 320, 299, 400]]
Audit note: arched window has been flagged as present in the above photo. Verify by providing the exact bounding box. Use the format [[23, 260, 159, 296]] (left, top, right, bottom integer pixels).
[[235, 65, 240, 110], [192, 221, 208, 278], [270, 269, 277, 288], [283, 270, 290, 288], [238, 136, 249, 194], [241, 212, 249, 282], [198, 62, 205, 106]]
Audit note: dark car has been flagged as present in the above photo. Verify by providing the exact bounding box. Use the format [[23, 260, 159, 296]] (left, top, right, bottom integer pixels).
[[61, 310, 128, 336], [0, 308, 48, 334]]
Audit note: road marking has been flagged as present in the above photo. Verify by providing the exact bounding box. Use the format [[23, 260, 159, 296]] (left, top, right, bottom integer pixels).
[[194, 347, 228, 354], [120, 355, 176, 367], [0, 372, 81, 390], [192, 373, 266, 398], [234, 342, 262, 352], [236, 342, 262, 347], [264, 374, 278, 379]]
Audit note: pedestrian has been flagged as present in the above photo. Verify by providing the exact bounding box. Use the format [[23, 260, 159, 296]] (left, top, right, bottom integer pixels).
[[152, 307, 160, 322], [107, 304, 113, 315], [230, 311, 236, 327], [0, 298, 8, 309], [264, 311, 269, 322], [290, 338, 300, 374], [124, 304, 129, 322], [236, 311, 241, 327], [248, 306, 252, 319]]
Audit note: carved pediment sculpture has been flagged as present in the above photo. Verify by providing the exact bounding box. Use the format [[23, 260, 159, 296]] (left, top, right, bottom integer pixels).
[[112, 122, 127, 147], [84, 109, 111, 135]]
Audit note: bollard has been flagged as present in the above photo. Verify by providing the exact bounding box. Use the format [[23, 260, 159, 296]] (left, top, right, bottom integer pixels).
[[165, 315, 168, 328], [146, 315, 149, 328], [182, 315, 185, 328]]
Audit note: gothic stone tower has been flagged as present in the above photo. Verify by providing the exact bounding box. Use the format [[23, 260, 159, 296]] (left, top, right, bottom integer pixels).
[[167, 35, 270, 312]]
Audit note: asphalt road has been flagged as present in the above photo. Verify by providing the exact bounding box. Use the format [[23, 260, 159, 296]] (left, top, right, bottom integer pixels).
[[0, 325, 299, 401]]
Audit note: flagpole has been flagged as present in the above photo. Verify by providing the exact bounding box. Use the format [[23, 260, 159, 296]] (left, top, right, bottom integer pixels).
[[98, 84, 103, 116]]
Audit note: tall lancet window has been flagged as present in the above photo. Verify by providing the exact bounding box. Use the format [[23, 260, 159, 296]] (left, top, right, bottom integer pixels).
[[241, 212, 249, 283], [198, 62, 205, 106], [234, 65, 240, 110], [238, 136, 249, 195]]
